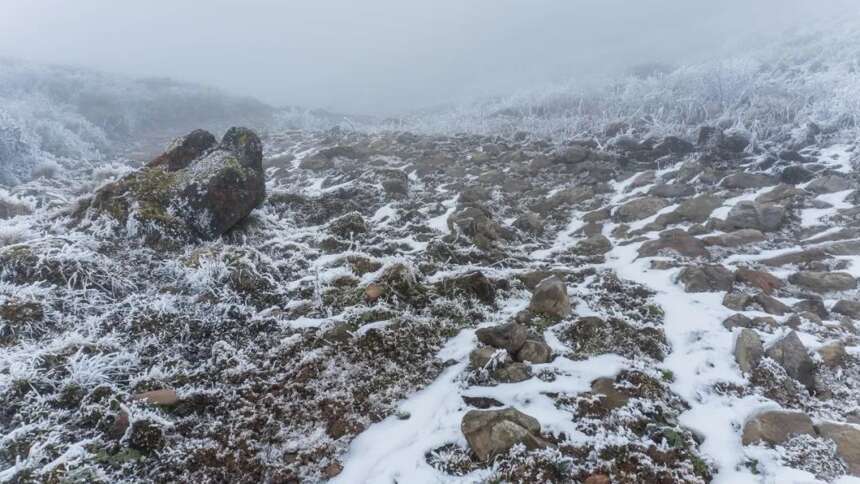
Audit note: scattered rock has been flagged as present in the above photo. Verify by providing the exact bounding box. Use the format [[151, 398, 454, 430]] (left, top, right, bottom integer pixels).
[[735, 268, 783, 294], [461, 408, 547, 462], [815, 422, 860, 476], [133, 389, 178, 406], [789, 271, 857, 293], [515, 338, 553, 364], [723, 201, 786, 232], [575, 233, 612, 256], [741, 410, 815, 445], [614, 196, 669, 222], [806, 175, 854, 194], [638, 229, 709, 258], [513, 211, 544, 235], [734, 329, 764, 373], [833, 300, 860, 319], [765, 331, 815, 391], [677, 265, 734, 292], [476, 323, 528, 353], [437, 271, 496, 305], [528, 276, 571, 319], [701, 229, 765, 247], [818, 341, 847, 368]]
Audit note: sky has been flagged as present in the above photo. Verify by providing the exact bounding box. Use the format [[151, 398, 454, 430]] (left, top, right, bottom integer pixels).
[[0, 0, 856, 115]]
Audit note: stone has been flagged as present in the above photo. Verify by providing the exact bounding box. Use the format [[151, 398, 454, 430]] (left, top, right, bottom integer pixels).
[[552, 145, 590, 164], [590, 377, 630, 411], [515, 339, 553, 364], [724, 201, 786, 232], [754, 292, 791, 316], [677, 265, 734, 292], [494, 362, 532, 383], [328, 212, 368, 238], [815, 422, 860, 476], [734, 268, 783, 294], [721, 173, 777, 189], [86, 127, 265, 245], [759, 249, 830, 267], [833, 300, 860, 319], [766, 331, 815, 390], [584, 474, 612, 484], [723, 292, 752, 311], [655, 194, 722, 226], [650, 183, 694, 198], [789, 271, 857, 293], [132, 389, 179, 406], [723, 313, 752, 330], [779, 165, 814, 185], [447, 205, 506, 249], [614, 196, 669, 222], [741, 410, 815, 445], [638, 229, 709, 258], [461, 408, 547, 462], [701, 229, 765, 247], [462, 396, 504, 409], [806, 175, 853, 194], [734, 329, 764, 373], [528, 276, 572, 319], [476, 323, 528, 353], [470, 346, 501, 369], [437, 271, 496, 305], [792, 298, 828, 319], [575, 234, 612, 256], [653, 136, 694, 156]]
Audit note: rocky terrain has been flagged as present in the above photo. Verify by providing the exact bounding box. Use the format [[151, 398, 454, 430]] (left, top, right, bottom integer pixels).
[[0, 107, 858, 483]]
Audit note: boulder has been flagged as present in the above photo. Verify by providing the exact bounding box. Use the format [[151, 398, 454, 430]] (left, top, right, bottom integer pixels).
[[575, 234, 612, 256], [765, 331, 815, 390], [461, 408, 547, 462], [815, 422, 860, 476], [734, 268, 783, 294], [789, 271, 857, 293], [652, 136, 694, 156], [677, 265, 734, 292], [86, 127, 265, 245], [476, 323, 528, 353], [328, 212, 368, 238], [723, 292, 752, 311], [724, 201, 786, 232], [721, 173, 777, 190], [779, 165, 814, 185], [650, 183, 694, 198], [806, 175, 853, 194], [723, 313, 753, 330], [513, 211, 544, 235], [437, 271, 496, 305], [614, 196, 668, 222], [528, 276, 571, 319], [638, 229, 709, 258], [515, 339, 553, 364], [754, 292, 791, 316], [741, 410, 815, 445], [552, 145, 590, 164], [734, 329, 764, 373], [447, 205, 506, 249], [701, 229, 765, 247], [833, 300, 860, 319], [654, 194, 722, 226]]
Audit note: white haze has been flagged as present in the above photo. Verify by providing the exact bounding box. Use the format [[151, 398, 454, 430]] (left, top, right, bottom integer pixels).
[[0, 0, 857, 115]]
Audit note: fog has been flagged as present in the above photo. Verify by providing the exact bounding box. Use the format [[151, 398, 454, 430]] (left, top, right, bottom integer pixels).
[[0, 0, 856, 115]]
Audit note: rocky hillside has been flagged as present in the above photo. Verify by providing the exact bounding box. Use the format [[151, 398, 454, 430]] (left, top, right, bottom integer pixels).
[[0, 109, 858, 483]]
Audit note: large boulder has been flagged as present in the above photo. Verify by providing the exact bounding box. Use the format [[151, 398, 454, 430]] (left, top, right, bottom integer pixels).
[[788, 271, 857, 293], [765, 331, 815, 391], [654, 194, 722, 227], [83, 127, 265, 246], [528, 276, 571, 319], [833, 300, 860, 319], [701, 229, 765, 247], [461, 408, 547, 462], [734, 329, 764, 373], [613, 196, 668, 223], [741, 410, 815, 445], [638, 229, 709, 258], [806, 175, 853, 194], [475, 323, 528, 353], [724, 201, 786, 232]]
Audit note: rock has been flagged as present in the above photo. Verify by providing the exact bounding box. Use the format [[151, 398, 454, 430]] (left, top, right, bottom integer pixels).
[[756, 184, 807, 205], [754, 292, 791, 316], [792, 297, 828, 319], [724, 201, 786, 232], [759, 248, 830, 267], [462, 396, 504, 409], [652, 136, 694, 156], [734, 329, 764, 373], [638, 229, 709, 258], [734, 268, 783, 294], [614, 196, 669, 222], [461, 408, 547, 462], [650, 183, 694, 198], [723, 313, 752, 330], [779, 165, 815, 185], [806, 175, 853, 194], [86, 127, 265, 244], [148, 129, 217, 171], [701, 229, 765, 247], [655, 194, 723, 226], [723, 292, 753, 311], [789, 271, 857, 293], [513, 211, 544, 235], [677, 265, 734, 292], [818, 341, 847, 368], [437, 271, 496, 305], [584, 474, 612, 484], [328, 212, 368, 238], [476, 323, 528, 353], [815, 422, 860, 476], [381, 173, 409, 197], [741, 410, 815, 445], [515, 339, 553, 364], [447, 205, 506, 249], [721, 173, 777, 189], [133, 389, 179, 406], [833, 300, 860, 319], [552, 145, 590, 164], [765, 331, 815, 390], [322, 462, 343, 479], [575, 234, 612, 256], [494, 362, 532, 383], [528, 276, 571, 319], [300, 145, 366, 170]]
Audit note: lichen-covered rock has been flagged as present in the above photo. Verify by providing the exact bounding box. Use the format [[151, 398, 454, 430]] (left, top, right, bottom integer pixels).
[[461, 408, 547, 462], [82, 127, 265, 246]]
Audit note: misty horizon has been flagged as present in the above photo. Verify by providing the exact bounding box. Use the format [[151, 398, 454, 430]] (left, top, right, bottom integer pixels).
[[2, 0, 857, 116]]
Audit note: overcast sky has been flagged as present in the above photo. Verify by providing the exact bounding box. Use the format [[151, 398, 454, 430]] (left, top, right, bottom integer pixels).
[[0, 0, 855, 114]]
